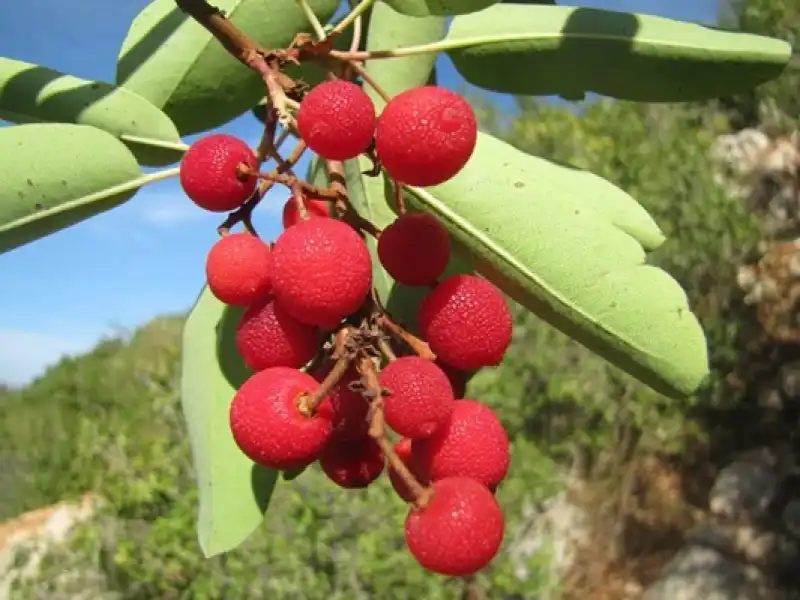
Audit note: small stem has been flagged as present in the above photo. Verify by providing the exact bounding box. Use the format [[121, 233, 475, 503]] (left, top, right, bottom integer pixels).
[[297, 328, 355, 416], [350, 15, 363, 53], [359, 355, 431, 507], [256, 108, 278, 163], [378, 338, 397, 362], [330, 0, 376, 37], [324, 159, 382, 237], [348, 61, 391, 104], [295, 0, 327, 40], [393, 178, 406, 215], [293, 184, 310, 220], [119, 135, 190, 153], [377, 315, 435, 361]]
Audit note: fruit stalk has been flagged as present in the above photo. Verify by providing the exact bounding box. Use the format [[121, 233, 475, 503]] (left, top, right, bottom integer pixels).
[[376, 314, 435, 361], [358, 356, 431, 508], [297, 328, 355, 416]]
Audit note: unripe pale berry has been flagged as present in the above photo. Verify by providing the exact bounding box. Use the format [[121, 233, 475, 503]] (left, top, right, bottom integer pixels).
[[311, 362, 370, 440], [297, 80, 376, 160], [205, 233, 272, 306], [319, 435, 385, 489], [419, 274, 512, 371], [271, 218, 373, 329], [282, 195, 331, 229], [180, 134, 257, 212], [405, 477, 505, 576], [236, 297, 319, 371], [379, 356, 455, 439], [375, 86, 477, 187], [229, 367, 333, 471], [388, 437, 428, 503], [378, 213, 450, 286], [412, 399, 510, 491]]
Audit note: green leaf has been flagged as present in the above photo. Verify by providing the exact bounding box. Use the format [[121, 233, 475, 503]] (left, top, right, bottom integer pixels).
[[403, 132, 709, 399], [0, 57, 184, 167], [181, 286, 276, 558], [117, 0, 339, 135], [0, 123, 146, 254], [382, 0, 499, 18], [444, 5, 792, 101]]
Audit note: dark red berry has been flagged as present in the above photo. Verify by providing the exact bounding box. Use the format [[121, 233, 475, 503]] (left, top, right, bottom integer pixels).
[[378, 213, 451, 286], [419, 274, 512, 370], [282, 195, 331, 229], [319, 435, 385, 489], [180, 134, 257, 212], [311, 361, 370, 440], [375, 86, 477, 187], [297, 80, 376, 160], [236, 296, 319, 371], [405, 477, 505, 576]]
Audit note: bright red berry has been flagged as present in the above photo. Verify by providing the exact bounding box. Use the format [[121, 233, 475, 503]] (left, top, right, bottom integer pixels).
[[378, 213, 450, 286], [271, 218, 373, 329], [379, 357, 455, 439], [282, 195, 331, 229], [229, 367, 333, 471], [311, 361, 370, 440], [236, 296, 319, 371], [419, 274, 512, 371], [205, 233, 272, 306], [412, 399, 510, 491], [388, 437, 428, 503], [180, 134, 257, 212], [375, 86, 477, 187], [297, 80, 376, 160], [405, 477, 505, 576], [319, 435, 385, 489]]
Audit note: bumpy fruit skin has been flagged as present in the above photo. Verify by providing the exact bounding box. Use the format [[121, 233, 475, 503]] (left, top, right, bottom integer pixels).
[[319, 435, 385, 489], [375, 86, 477, 187], [419, 274, 512, 371], [412, 399, 510, 490], [205, 233, 272, 306], [379, 356, 455, 439], [180, 134, 257, 212], [282, 195, 331, 229], [297, 80, 376, 161], [236, 297, 319, 371], [229, 367, 333, 471], [377, 213, 450, 286], [405, 477, 505, 576], [311, 362, 370, 440], [271, 218, 373, 329], [388, 437, 428, 503]]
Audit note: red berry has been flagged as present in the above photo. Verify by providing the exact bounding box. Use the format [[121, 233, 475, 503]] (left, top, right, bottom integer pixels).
[[180, 134, 257, 212], [379, 356, 455, 439], [405, 477, 504, 576], [271, 218, 372, 329], [311, 361, 370, 440], [412, 399, 510, 491], [319, 435, 385, 489], [435, 359, 470, 399], [419, 274, 512, 370], [229, 367, 333, 471], [297, 80, 376, 160], [375, 86, 477, 187], [205, 233, 272, 306], [378, 213, 450, 286], [388, 437, 428, 503], [236, 296, 319, 371], [282, 195, 331, 229]]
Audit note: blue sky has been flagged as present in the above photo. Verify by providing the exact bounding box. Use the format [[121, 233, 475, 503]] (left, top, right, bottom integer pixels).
[[0, 0, 718, 387]]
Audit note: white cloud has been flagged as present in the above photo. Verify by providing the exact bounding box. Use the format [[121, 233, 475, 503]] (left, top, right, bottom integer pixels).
[[0, 330, 101, 387]]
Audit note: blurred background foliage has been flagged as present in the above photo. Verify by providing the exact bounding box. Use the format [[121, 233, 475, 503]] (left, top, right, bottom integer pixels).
[[1, 0, 798, 597]]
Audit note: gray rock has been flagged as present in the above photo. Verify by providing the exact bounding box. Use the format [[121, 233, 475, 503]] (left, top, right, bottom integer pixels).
[[710, 460, 780, 521]]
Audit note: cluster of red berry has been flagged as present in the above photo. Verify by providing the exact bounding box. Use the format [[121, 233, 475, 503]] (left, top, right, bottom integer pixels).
[[178, 82, 513, 576]]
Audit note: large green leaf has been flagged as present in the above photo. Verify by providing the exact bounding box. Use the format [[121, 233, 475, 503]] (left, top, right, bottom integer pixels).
[[382, 0, 499, 18], [117, 0, 339, 135], [443, 5, 791, 101], [0, 57, 184, 167], [401, 132, 709, 399], [0, 123, 145, 254], [181, 286, 276, 558]]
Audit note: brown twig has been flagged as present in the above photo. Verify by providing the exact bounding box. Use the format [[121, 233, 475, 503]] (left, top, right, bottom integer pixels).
[[218, 140, 307, 235], [347, 60, 391, 104], [358, 355, 431, 507], [297, 328, 355, 416], [322, 159, 382, 238], [292, 183, 310, 221], [376, 315, 435, 361]]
